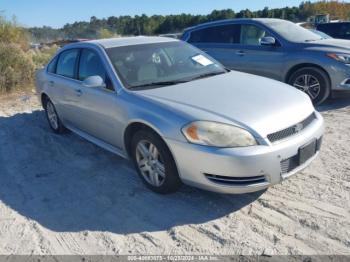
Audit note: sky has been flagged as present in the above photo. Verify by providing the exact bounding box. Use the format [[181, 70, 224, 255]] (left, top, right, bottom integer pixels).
[[1, 0, 320, 28]]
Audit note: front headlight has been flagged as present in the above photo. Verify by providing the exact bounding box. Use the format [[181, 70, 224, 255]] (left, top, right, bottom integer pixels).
[[181, 121, 257, 148], [327, 53, 350, 64]]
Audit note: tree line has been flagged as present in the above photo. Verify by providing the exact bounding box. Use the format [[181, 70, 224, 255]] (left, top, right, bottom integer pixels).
[[28, 1, 350, 43]]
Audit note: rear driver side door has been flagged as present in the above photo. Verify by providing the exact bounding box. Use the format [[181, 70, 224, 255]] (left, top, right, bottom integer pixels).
[[187, 24, 243, 70], [49, 48, 82, 126]]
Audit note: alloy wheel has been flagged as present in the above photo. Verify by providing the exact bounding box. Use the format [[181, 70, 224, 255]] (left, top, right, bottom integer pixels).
[[135, 140, 166, 187], [293, 74, 321, 100], [46, 101, 59, 130]]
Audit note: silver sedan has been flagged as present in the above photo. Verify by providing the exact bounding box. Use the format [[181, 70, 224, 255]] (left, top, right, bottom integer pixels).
[[35, 36, 324, 194]]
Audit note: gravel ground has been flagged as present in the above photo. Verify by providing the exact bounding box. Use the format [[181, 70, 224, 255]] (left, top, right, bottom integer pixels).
[[0, 91, 349, 255]]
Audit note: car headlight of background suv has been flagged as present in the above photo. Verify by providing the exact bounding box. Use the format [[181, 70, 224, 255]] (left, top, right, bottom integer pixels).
[[182, 121, 257, 148], [327, 53, 350, 64]]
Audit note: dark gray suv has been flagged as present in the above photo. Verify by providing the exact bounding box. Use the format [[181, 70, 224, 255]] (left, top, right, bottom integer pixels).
[[181, 18, 350, 104]]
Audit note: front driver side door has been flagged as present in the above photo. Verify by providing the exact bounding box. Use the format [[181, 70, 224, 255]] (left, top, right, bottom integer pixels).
[[73, 48, 124, 148], [234, 23, 286, 81]]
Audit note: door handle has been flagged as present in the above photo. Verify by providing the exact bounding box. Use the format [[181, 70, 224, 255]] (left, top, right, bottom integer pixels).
[[49, 81, 55, 87], [236, 50, 246, 56], [75, 89, 83, 97]]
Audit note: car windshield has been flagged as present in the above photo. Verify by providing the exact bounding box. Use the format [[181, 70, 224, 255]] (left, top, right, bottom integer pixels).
[[309, 29, 332, 39], [264, 20, 323, 42], [105, 41, 226, 89]]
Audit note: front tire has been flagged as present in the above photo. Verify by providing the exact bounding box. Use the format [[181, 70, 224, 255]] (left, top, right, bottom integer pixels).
[[288, 67, 331, 105], [131, 129, 182, 194], [44, 98, 67, 134]]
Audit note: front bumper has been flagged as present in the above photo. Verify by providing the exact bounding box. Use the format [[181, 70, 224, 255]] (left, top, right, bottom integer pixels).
[[165, 112, 324, 194], [329, 63, 350, 91], [338, 78, 350, 90]]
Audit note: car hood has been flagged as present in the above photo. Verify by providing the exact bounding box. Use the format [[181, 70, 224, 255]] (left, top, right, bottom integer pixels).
[[136, 71, 315, 138], [303, 38, 350, 52]]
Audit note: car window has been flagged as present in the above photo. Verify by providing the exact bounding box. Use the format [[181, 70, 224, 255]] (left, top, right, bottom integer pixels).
[[339, 24, 350, 38], [47, 56, 58, 73], [56, 49, 79, 78], [78, 49, 106, 81], [188, 24, 240, 44], [240, 24, 271, 46], [309, 29, 332, 39], [317, 24, 339, 36]]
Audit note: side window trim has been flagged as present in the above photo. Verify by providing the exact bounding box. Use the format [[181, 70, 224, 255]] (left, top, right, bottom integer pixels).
[[47, 47, 115, 91], [74, 48, 82, 80], [187, 22, 283, 47], [188, 24, 241, 45]]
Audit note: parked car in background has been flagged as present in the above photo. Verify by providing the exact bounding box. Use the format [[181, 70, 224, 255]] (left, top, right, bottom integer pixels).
[[182, 18, 350, 104], [36, 36, 324, 194], [316, 22, 350, 40]]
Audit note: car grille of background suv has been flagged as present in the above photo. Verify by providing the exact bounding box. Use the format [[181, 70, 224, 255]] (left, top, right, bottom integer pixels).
[[267, 113, 317, 143], [204, 174, 266, 186]]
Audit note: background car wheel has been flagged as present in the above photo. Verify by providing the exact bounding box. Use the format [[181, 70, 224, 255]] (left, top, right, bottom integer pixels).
[[131, 129, 182, 194], [288, 67, 330, 105], [44, 98, 67, 134]]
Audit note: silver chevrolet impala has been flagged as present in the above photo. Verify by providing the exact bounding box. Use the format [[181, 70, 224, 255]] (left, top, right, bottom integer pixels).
[[35, 36, 324, 194]]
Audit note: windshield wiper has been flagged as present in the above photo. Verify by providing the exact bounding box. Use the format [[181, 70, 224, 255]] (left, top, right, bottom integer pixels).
[[129, 70, 228, 89], [305, 38, 323, 42], [188, 71, 227, 81], [130, 80, 189, 89]]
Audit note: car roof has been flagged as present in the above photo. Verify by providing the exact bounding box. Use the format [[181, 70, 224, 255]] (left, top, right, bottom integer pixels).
[[184, 18, 285, 32], [85, 36, 178, 49]]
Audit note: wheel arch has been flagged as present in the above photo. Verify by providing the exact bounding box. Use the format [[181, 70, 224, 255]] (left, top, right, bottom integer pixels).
[[285, 63, 331, 86], [123, 120, 182, 179], [41, 93, 49, 108], [123, 121, 169, 158], [123, 120, 183, 183]]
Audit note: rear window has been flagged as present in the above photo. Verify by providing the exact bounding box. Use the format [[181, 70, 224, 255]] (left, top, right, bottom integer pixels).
[[188, 24, 240, 44], [56, 49, 79, 78]]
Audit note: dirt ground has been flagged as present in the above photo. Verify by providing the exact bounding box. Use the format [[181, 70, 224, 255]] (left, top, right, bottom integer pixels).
[[0, 91, 349, 255]]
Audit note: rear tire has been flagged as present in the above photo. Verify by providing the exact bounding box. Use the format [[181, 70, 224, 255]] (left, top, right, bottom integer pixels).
[[288, 67, 331, 105], [43, 98, 67, 134], [131, 129, 182, 194]]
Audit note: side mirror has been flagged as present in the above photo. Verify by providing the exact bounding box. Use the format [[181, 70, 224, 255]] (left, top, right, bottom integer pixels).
[[260, 36, 276, 46], [82, 75, 106, 88]]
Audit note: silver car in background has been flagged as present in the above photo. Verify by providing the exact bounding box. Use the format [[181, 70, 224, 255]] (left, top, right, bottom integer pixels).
[[182, 18, 350, 105], [36, 37, 324, 194]]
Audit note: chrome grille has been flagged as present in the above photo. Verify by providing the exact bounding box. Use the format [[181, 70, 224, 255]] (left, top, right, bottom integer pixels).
[[267, 113, 317, 143], [205, 174, 266, 186]]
